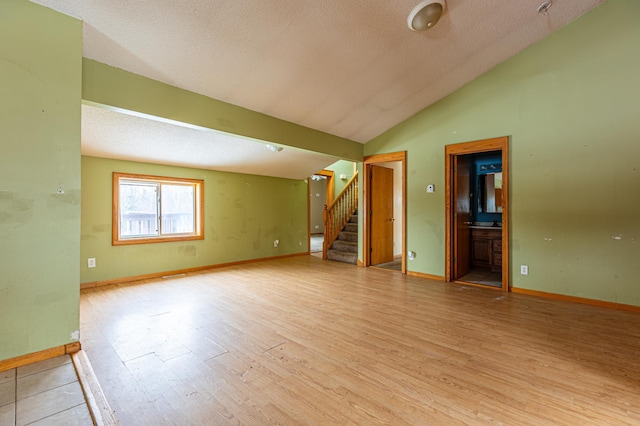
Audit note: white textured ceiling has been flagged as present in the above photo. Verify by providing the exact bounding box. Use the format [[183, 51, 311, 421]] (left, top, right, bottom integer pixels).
[[34, 0, 605, 179], [81, 105, 337, 180]]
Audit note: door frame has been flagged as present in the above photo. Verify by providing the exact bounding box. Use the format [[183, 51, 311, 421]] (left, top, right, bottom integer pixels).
[[363, 152, 407, 273], [445, 136, 509, 290], [316, 169, 335, 204], [307, 170, 334, 253]]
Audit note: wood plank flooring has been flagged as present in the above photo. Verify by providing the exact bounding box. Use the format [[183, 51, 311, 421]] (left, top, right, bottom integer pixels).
[[80, 256, 640, 425]]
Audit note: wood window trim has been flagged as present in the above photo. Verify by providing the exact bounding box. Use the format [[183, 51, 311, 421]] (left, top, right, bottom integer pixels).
[[112, 172, 204, 246]]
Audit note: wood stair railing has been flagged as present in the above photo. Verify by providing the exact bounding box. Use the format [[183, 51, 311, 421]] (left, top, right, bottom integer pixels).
[[323, 171, 358, 260]]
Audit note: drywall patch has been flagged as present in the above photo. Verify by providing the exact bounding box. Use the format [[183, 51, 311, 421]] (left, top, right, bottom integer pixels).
[[0, 283, 10, 296], [48, 189, 80, 220], [70, 329, 80, 341], [179, 245, 197, 256], [0, 191, 34, 225], [253, 229, 262, 250], [49, 189, 80, 205]]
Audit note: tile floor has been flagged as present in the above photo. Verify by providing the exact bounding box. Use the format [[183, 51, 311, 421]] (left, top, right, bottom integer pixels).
[[459, 268, 502, 287], [310, 234, 323, 253], [373, 256, 402, 271], [0, 355, 92, 426]]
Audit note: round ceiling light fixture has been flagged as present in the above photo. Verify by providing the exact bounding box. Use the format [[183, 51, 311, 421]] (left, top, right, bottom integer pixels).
[[265, 144, 283, 153], [407, 0, 446, 32]]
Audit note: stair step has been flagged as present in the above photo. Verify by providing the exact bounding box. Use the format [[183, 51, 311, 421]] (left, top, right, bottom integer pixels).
[[327, 249, 357, 265], [349, 215, 358, 224], [331, 240, 357, 253], [343, 223, 358, 232], [338, 231, 358, 242]]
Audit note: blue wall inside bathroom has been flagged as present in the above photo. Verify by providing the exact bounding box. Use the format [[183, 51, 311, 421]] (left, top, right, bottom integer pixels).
[[471, 152, 502, 223]]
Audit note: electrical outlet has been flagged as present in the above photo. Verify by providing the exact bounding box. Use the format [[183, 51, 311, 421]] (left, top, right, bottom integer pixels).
[[88, 258, 96, 268], [274, 239, 279, 247], [520, 265, 528, 275], [427, 184, 435, 193]]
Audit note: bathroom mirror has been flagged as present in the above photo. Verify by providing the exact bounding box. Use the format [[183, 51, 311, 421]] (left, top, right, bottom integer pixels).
[[480, 172, 502, 213]]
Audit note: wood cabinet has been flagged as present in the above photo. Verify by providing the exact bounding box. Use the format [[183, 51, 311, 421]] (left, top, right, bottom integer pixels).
[[471, 228, 502, 272]]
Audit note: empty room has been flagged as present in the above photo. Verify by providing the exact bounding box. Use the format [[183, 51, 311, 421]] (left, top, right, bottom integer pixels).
[[1, 0, 639, 424]]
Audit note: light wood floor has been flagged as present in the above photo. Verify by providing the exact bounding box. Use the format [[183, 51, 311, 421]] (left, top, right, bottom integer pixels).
[[80, 256, 640, 425]]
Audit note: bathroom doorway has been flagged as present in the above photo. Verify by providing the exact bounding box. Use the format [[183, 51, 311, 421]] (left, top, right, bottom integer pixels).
[[445, 137, 509, 290]]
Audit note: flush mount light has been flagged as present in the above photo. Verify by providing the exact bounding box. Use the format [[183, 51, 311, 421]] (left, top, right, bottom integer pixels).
[[265, 144, 283, 153], [408, 0, 446, 32]]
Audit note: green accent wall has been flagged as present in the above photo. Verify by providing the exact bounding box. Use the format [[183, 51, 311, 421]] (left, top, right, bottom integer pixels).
[[0, 1, 82, 359], [82, 59, 363, 161], [81, 157, 308, 284], [326, 160, 356, 197], [365, 0, 640, 306]]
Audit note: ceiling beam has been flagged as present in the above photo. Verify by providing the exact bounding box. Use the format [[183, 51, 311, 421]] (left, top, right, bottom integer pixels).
[[82, 58, 363, 161]]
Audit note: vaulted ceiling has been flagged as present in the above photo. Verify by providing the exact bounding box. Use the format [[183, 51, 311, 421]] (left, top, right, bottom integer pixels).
[[33, 0, 605, 179]]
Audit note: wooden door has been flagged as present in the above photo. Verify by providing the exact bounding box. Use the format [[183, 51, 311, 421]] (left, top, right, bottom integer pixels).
[[445, 136, 508, 290], [370, 165, 394, 265], [454, 155, 471, 278]]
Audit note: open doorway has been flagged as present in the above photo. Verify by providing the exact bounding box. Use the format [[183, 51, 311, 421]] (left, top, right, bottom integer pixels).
[[445, 137, 509, 290], [364, 152, 406, 273], [308, 170, 334, 258]]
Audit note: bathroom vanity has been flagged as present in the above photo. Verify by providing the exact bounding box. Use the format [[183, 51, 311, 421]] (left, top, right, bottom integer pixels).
[[470, 227, 502, 272]]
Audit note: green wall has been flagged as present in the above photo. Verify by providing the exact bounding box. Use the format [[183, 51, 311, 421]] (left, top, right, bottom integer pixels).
[[0, 1, 82, 359], [81, 156, 308, 284], [365, 0, 640, 306], [326, 160, 356, 197]]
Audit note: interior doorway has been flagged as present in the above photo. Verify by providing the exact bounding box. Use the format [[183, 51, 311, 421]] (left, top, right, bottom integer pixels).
[[364, 152, 406, 273], [308, 170, 334, 257], [445, 136, 509, 290]]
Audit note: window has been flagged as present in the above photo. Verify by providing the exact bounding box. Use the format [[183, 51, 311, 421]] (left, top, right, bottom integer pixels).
[[112, 172, 204, 245]]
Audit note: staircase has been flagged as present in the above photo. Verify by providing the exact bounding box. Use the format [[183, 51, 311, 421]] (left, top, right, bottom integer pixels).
[[323, 171, 358, 264], [326, 212, 358, 264]]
